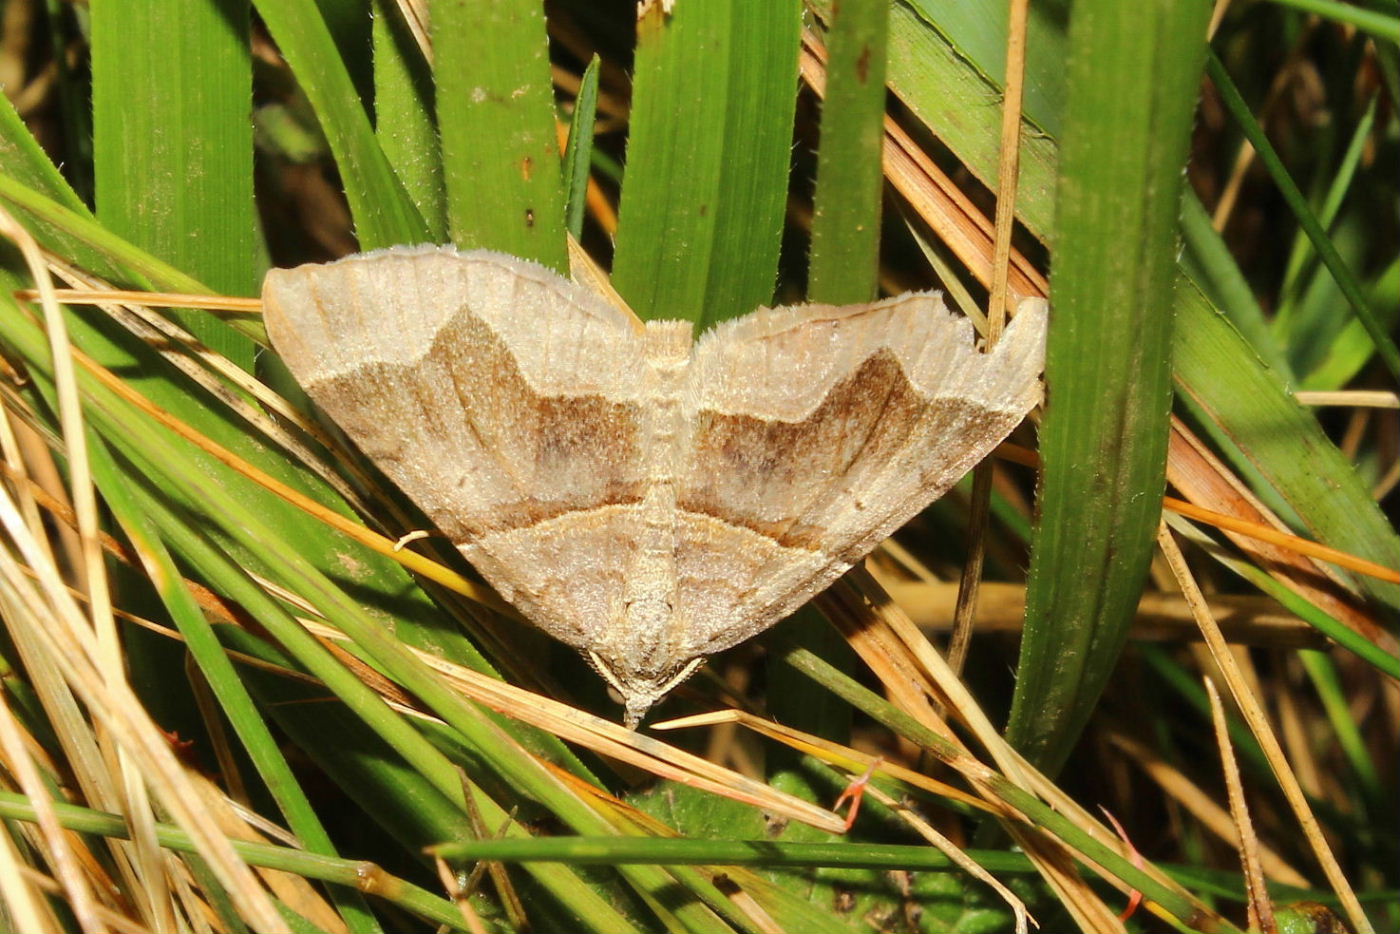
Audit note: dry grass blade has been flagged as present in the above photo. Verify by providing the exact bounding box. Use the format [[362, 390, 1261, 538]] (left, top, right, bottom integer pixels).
[[299, 619, 846, 833], [947, 0, 1031, 678], [1107, 729, 1309, 887], [1157, 523, 1373, 934], [433, 853, 489, 934], [821, 565, 1231, 930], [829, 573, 1134, 932], [865, 782, 1032, 934], [1166, 423, 1394, 633], [653, 708, 994, 813], [1206, 677, 1278, 934], [0, 495, 288, 932], [0, 695, 88, 932], [2, 211, 180, 931], [1293, 390, 1399, 409], [997, 438, 1400, 589], [879, 577, 1325, 648], [13, 287, 263, 318]]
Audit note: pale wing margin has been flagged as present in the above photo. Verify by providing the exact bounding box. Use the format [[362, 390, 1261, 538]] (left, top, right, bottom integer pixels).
[[262, 244, 647, 395], [677, 294, 1047, 652]]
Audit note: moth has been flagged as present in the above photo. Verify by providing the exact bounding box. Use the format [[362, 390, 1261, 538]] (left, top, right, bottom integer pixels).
[[262, 245, 1047, 726]]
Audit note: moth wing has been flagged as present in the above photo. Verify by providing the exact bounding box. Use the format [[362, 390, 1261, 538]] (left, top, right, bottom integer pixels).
[[676, 293, 1047, 655], [261, 245, 653, 647]]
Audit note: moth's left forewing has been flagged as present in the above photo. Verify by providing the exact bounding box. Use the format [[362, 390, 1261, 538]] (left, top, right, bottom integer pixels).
[[675, 293, 1047, 655], [262, 246, 656, 649]]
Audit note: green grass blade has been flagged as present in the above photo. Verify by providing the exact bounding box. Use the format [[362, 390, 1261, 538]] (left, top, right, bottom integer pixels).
[[612, 0, 803, 326], [433, 0, 568, 271], [87, 439, 381, 934], [1302, 256, 1400, 390], [0, 95, 123, 282], [807, 0, 890, 305], [1299, 651, 1384, 808], [371, 0, 446, 241], [90, 0, 255, 368], [0, 792, 467, 929], [1005, 0, 1213, 775], [0, 172, 209, 295], [1278, 97, 1377, 310], [1180, 194, 1294, 379], [1206, 51, 1400, 381], [38, 1, 93, 203], [563, 55, 601, 241], [1172, 278, 1400, 608], [436, 835, 1037, 872], [253, 0, 428, 248], [1265, 0, 1400, 43], [877, 0, 1061, 238]]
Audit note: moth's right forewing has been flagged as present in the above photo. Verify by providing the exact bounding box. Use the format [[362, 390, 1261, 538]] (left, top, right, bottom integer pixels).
[[672, 293, 1048, 654]]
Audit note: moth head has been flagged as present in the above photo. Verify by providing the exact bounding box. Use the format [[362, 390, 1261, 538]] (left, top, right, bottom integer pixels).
[[587, 649, 706, 729]]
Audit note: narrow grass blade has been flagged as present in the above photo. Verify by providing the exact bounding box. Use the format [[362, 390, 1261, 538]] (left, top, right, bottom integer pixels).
[[1278, 97, 1376, 312], [612, 0, 803, 326], [87, 438, 381, 933], [0, 792, 471, 929], [0, 96, 123, 282], [1005, 0, 1214, 775], [436, 835, 1036, 872], [563, 55, 600, 240], [1303, 257, 1400, 390], [0, 173, 204, 295], [1206, 52, 1399, 381], [433, 0, 568, 271], [91, 0, 256, 368], [371, 0, 446, 240], [254, 0, 428, 248], [807, 0, 890, 305], [1266, 0, 1400, 43]]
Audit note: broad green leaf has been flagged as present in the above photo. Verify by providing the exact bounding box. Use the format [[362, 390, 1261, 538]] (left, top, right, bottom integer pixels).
[[612, 0, 802, 327], [433, 0, 568, 271], [1005, 0, 1213, 774], [91, 0, 256, 362]]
